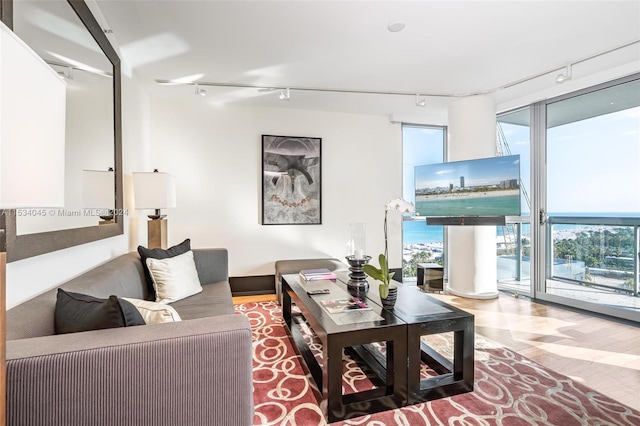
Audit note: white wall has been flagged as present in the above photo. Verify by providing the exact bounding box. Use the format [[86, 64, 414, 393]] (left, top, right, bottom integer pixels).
[[149, 99, 403, 277], [8, 90, 404, 307], [6, 67, 150, 308]]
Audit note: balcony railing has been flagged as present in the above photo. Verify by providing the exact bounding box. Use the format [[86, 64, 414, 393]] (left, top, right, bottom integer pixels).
[[547, 217, 639, 297], [497, 216, 640, 297]]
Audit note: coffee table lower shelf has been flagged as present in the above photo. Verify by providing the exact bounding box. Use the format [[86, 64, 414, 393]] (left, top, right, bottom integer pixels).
[[284, 310, 407, 423]]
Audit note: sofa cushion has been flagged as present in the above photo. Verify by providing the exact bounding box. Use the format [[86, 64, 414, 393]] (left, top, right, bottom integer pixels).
[[146, 250, 203, 304], [122, 298, 182, 324], [54, 289, 146, 335], [170, 281, 234, 319], [138, 238, 191, 298], [7, 252, 148, 341]]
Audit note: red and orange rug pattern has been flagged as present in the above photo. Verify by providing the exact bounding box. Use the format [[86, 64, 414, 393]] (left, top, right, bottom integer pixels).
[[235, 301, 639, 426]]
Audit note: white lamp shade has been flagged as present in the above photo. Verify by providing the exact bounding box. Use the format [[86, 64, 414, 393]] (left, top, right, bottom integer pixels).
[[133, 172, 176, 209], [82, 170, 114, 208], [0, 22, 66, 208]]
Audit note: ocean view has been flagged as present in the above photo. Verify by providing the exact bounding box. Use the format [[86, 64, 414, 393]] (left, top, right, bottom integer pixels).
[[415, 194, 521, 217], [403, 219, 516, 245], [403, 220, 443, 245]]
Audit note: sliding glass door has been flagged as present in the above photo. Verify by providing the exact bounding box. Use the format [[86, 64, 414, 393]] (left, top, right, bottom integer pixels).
[[537, 75, 640, 321], [497, 108, 532, 296]]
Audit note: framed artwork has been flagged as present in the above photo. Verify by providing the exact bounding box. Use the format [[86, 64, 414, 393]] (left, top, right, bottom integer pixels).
[[262, 135, 322, 225]]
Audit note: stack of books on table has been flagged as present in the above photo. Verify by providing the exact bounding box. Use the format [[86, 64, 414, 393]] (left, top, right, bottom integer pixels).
[[299, 268, 337, 281]]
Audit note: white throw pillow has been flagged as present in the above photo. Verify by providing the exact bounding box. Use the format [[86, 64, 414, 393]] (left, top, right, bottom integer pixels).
[[122, 298, 182, 324], [146, 250, 203, 304]]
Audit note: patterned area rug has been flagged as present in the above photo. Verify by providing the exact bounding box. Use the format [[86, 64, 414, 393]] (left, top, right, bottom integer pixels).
[[235, 301, 640, 426]]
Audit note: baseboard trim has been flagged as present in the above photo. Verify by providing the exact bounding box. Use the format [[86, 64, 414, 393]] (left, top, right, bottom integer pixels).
[[447, 286, 499, 299]]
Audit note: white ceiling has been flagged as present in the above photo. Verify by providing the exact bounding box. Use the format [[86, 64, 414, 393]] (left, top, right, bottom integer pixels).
[[93, 0, 640, 122]]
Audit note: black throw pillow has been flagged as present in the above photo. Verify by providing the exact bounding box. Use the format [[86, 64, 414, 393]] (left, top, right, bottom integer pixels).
[[55, 289, 146, 335], [138, 238, 191, 298]]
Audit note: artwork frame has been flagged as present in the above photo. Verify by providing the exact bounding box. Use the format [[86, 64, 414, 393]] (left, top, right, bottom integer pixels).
[[262, 134, 322, 225]]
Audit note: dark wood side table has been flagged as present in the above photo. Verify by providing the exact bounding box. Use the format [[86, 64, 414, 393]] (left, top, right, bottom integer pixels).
[[417, 262, 444, 291]]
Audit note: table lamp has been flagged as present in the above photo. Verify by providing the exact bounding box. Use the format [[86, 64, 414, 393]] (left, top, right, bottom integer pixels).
[[133, 169, 176, 249], [1, 21, 67, 424]]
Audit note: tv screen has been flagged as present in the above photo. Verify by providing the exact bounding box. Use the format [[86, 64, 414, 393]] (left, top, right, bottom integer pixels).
[[414, 155, 521, 218]]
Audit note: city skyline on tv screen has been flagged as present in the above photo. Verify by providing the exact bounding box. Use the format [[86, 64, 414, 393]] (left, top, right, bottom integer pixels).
[[414, 155, 521, 217]]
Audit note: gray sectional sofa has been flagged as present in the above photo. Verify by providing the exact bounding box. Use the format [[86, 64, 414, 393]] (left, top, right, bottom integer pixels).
[[6, 249, 253, 426]]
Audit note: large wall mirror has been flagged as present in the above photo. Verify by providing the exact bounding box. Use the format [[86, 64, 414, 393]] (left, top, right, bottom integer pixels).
[[1, 0, 123, 261]]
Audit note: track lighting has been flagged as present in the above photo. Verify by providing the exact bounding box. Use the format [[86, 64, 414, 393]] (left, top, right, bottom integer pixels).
[[54, 65, 73, 80], [556, 64, 572, 83], [154, 39, 639, 101], [279, 88, 290, 101], [194, 84, 207, 96]]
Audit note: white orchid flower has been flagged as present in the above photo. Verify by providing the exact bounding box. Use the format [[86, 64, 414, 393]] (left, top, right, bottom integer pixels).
[[385, 198, 415, 214], [365, 198, 415, 300]]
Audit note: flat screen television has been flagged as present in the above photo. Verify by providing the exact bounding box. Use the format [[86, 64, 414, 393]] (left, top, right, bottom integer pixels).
[[414, 154, 521, 225]]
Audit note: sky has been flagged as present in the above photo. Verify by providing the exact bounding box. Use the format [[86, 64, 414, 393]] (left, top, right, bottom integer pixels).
[[414, 155, 520, 189], [546, 106, 640, 215], [402, 96, 639, 218], [402, 126, 444, 202], [502, 105, 639, 216]]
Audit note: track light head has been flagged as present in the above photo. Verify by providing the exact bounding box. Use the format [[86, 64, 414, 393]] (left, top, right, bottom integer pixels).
[[194, 84, 207, 96], [279, 88, 290, 101], [556, 64, 572, 84], [415, 94, 427, 107], [57, 66, 73, 80]]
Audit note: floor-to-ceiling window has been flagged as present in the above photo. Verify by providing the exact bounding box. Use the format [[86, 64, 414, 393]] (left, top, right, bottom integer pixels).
[[497, 108, 532, 295], [401, 125, 445, 282], [537, 75, 640, 321]]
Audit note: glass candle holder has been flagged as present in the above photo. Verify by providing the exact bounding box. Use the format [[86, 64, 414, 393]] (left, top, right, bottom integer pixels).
[[349, 222, 367, 259]]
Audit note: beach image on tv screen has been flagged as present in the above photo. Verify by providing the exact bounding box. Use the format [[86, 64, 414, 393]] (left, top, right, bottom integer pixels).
[[414, 155, 521, 217]]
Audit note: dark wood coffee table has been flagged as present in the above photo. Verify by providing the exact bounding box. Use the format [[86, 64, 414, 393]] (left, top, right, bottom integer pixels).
[[281, 272, 474, 422], [282, 274, 407, 423], [359, 277, 475, 404]]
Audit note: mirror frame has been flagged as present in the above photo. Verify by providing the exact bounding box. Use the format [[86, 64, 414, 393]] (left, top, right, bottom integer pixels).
[[1, 0, 123, 262]]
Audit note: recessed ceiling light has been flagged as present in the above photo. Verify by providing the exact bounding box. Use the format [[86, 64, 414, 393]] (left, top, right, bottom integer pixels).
[[388, 20, 406, 33]]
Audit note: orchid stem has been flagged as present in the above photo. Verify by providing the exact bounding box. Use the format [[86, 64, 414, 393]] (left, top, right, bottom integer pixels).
[[384, 210, 388, 262]]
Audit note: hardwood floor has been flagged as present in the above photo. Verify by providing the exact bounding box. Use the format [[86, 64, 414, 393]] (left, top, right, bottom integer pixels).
[[432, 292, 640, 411], [233, 294, 277, 304], [233, 292, 640, 410]]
